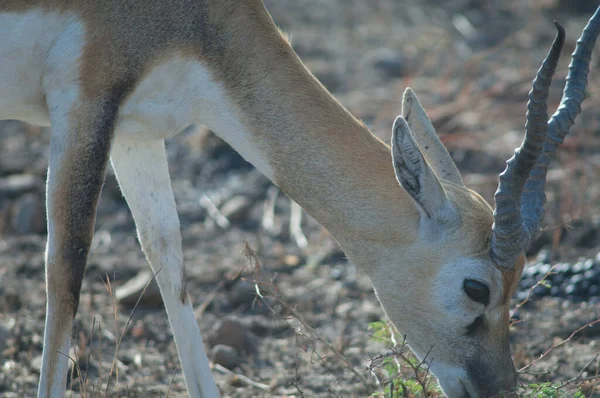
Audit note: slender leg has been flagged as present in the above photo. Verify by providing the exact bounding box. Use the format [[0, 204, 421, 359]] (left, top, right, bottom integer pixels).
[[38, 94, 115, 397], [110, 138, 219, 398]]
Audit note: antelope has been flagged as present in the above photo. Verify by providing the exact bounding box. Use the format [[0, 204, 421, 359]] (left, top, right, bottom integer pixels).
[[1, 0, 599, 396]]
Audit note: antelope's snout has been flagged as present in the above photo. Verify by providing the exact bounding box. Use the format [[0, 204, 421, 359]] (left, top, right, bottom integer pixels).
[[435, 355, 518, 398]]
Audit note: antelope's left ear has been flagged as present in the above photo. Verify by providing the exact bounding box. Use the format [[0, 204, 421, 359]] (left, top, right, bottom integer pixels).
[[391, 116, 456, 222], [401, 88, 465, 186]]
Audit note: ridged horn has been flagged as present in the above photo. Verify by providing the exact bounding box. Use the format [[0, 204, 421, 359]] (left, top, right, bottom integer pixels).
[[490, 22, 565, 268], [491, 7, 600, 269]]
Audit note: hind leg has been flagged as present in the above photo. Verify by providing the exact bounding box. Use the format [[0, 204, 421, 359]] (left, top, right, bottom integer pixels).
[[110, 137, 219, 398], [38, 92, 115, 397]]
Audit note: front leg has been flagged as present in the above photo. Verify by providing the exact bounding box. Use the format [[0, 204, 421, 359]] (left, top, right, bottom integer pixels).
[[110, 138, 219, 398], [38, 89, 119, 397]]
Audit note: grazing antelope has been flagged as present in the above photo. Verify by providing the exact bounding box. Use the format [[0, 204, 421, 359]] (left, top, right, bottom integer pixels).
[[1, 0, 599, 396]]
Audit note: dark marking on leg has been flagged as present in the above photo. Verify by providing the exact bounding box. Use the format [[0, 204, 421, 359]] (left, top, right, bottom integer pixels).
[[180, 265, 189, 304], [56, 81, 136, 317]]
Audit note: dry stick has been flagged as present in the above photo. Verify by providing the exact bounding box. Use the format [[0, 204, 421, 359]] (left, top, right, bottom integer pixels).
[[369, 338, 434, 397], [513, 265, 557, 310], [103, 273, 121, 393], [164, 368, 179, 398], [56, 350, 86, 398], [213, 363, 271, 391], [198, 190, 230, 229], [243, 241, 368, 389], [104, 269, 162, 396], [81, 316, 97, 395], [261, 185, 279, 233], [519, 317, 600, 373], [194, 280, 226, 319], [290, 351, 306, 398], [254, 282, 370, 386]]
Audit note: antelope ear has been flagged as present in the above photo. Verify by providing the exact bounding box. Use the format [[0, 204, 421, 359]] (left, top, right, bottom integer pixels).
[[391, 116, 455, 221], [401, 88, 465, 186]]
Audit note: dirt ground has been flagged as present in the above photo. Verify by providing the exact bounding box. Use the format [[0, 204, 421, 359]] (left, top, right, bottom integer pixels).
[[2, 0, 600, 397]]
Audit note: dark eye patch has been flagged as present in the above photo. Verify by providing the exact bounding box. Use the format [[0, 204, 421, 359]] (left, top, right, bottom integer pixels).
[[463, 279, 490, 306]]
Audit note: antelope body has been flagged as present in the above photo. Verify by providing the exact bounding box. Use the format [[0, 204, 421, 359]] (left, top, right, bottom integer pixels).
[[1, 1, 599, 397]]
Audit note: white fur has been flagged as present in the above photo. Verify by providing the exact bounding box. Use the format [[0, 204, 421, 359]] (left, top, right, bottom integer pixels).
[[37, 15, 86, 398], [432, 257, 504, 325], [0, 11, 83, 126], [110, 139, 219, 398], [117, 58, 275, 180]]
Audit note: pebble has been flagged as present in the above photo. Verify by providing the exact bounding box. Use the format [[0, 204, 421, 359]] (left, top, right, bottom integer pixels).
[[518, 253, 600, 302], [219, 195, 253, 224], [208, 316, 257, 354], [211, 344, 239, 370], [115, 271, 163, 308], [10, 193, 45, 234], [0, 175, 41, 198], [372, 48, 405, 79], [0, 324, 10, 362]]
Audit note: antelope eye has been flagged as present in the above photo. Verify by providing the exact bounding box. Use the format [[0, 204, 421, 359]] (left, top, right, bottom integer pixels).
[[463, 279, 490, 306]]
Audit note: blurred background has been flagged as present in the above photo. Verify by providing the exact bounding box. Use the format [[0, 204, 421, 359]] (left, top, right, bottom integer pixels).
[[1, 0, 600, 396]]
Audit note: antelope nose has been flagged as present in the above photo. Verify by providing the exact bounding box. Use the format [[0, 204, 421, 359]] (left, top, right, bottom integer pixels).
[[464, 360, 519, 397]]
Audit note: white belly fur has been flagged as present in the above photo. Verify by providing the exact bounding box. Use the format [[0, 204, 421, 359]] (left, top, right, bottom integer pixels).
[[117, 57, 275, 180], [0, 11, 82, 126]]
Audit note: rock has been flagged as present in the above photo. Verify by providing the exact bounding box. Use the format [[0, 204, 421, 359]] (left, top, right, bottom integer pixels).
[[229, 280, 257, 309], [0, 324, 10, 363], [208, 316, 257, 354], [10, 193, 46, 234], [219, 195, 253, 224], [372, 48, 405, 79], [0, 175, 41, 198], [211, 344, 239, 370], [31, 355, 43, 373], [115, 271, 163, 309]]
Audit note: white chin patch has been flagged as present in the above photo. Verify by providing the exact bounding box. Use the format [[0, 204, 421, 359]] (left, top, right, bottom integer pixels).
[[430, 362, 468, 397]]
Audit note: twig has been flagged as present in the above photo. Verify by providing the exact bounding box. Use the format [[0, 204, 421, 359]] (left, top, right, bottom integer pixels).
[[255, 282, 369, 386], [199, 190, 230, 229], [511, 264, 557, 319], [213, 363, 271, 391], [289, 201, 308, 248], [56, 350, 85, 398], [195, 280, 225, 318], [262, 185, 279, 233], [519, 318, 600, 372], [104, 269, 162, 395], [164, 368, 178, 398]]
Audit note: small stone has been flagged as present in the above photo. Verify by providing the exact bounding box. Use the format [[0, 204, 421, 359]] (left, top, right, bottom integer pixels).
[[572, 261, 585, 274], [208, 316, 256, 354], [0, 324, 10, 362], [31, 355, 43, 372], [229, 280, 256, 309], [211, 344, 239, 370], [283, 255, 300, 267], [219, 196, 253, 224], [538, 264, 551, 276], [372, 48, 405, 79], [554, 263, 572, 275], [10, 193, 45, 234], [583, 258, 595, 271], [115, 271, 163, 308], [0, 174, 41, 198], [536, 249, 551, 264]]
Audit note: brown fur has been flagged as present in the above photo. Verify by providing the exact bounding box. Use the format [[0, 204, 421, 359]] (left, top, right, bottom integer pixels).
[[1, 0, 421, 242], [2, 0, 527, 394]]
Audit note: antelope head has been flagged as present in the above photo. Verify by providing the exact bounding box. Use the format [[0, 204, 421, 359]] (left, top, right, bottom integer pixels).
[[346, 10, 600, 397]]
